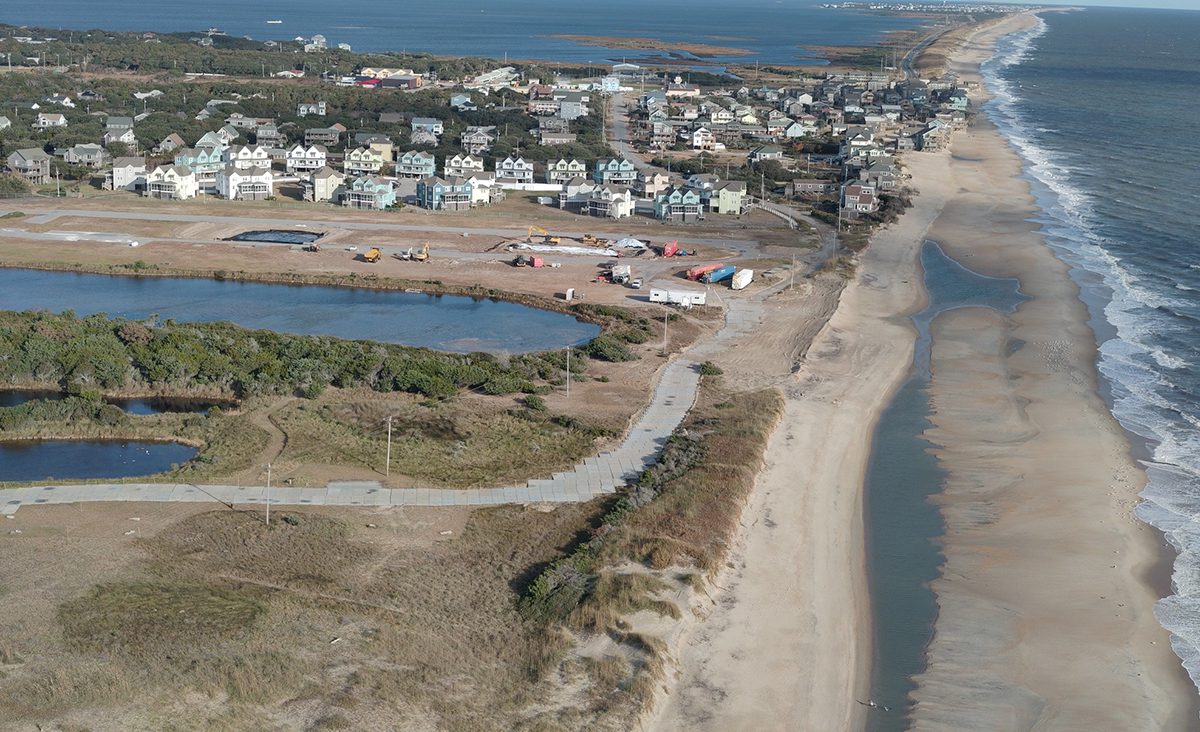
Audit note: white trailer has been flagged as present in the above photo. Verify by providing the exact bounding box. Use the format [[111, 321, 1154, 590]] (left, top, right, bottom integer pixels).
[[649, 287, 707, 307], [731, 268, 754, 290]]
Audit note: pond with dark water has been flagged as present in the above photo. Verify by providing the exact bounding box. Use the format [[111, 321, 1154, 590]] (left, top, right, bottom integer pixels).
[[0, 269, 600, 354], [0, 440, 198, 483]]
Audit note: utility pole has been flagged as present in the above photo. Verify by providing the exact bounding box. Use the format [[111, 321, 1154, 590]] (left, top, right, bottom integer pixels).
[[662, 308, 669, 353], [385, 416, 393, 476], [265, 462, 272, 526], [564, 347, 571, 397]]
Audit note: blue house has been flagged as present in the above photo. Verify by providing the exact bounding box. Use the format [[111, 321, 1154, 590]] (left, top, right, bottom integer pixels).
[[654, 186, 704, 223], [417, 176, 473, 211], [342, 175, 397, 210], [592, 157, 637, 185], [173, 146, 224, 176]]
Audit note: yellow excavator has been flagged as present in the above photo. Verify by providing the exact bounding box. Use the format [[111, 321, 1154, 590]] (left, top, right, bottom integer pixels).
[[581, 234, 607, 247], [527, 226, 560, 245], [394, 242, 430, 262]]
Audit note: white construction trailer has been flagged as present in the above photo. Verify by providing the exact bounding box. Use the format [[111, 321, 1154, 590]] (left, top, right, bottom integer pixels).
[[649, 286, 707, 307]]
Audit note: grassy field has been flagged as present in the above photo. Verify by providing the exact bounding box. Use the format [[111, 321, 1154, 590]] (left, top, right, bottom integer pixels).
[[0, 381, 782, 730]]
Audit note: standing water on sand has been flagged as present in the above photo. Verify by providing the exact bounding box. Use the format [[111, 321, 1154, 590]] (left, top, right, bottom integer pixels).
[[982, 8, 1200, 690], [864, 242, 1027, 729]]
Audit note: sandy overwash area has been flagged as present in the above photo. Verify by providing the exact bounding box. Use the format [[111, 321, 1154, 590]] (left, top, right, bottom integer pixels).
[[908, 14, 1197, 730]]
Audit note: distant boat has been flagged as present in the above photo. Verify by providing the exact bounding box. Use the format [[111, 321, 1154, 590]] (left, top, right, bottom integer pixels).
[[267, 20, 283, 24]]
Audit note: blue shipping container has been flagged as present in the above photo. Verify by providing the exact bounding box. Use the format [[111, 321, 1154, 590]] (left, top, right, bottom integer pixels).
[[702, 265, 737, 284]]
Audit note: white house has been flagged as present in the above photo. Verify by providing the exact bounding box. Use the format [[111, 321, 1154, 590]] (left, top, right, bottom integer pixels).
[[344, 146, 385, 176], [216, 165, 273, 201], [444, 153, 485, 178], [582, 185, 635, 219], [33, 112, 67, 128], [108, 156, 147, 191], [103, 127, 138, 148], [145, 164, 199, 200], [223, 144, 272, 170], [495, 156, 534, 185], [286, 144, 327, 174]]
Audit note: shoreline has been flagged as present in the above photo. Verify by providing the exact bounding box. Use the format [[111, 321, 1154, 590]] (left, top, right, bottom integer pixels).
[[908, 12, 1197, 728]]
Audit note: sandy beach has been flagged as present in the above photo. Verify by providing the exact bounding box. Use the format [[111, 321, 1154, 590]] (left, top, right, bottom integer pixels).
[[908, 14, 1197, 730], [648, 10, 1197, 732], [649, 131, 951, 732]]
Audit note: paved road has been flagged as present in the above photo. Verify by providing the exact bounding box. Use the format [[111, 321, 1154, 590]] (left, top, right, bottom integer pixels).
[[1, 289, 771, 516], [8, 208, 755, 250]]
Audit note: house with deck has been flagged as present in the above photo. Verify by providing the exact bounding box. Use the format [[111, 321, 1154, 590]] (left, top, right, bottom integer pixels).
[[223, 144, 272, 170], [592, 157, 637, 185], [304, 166, 345, 203], [216, 165, 273, 201], [297, 101, 327, 117], [841, 180, 878, 216], [174, 147, 224, 177], [634, 171, 671, 200], [410, 117, 444, 137], [342, 176, 397, 210], [417, 176, 473, 211], [6, 148, 52, 184], [460, 126, 496, 155], [654, 186, 704, 223], [704, 180, 747, 215], [545, 158, 586, 185], [395, 150, 436, 178], [286, 144, 328, 174], [444, 154, 485, 178], [108, 156, 147, 191], [305, 126, 343, 147], [63, 144, 108, 168], [495, 156, 534, 185], [145, 164, 199, 200], [581, 185, 635, 219], [344, 146, 385, 176]]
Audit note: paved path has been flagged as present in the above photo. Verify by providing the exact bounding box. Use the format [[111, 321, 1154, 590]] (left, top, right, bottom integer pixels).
[[1, 296, 767, 516]]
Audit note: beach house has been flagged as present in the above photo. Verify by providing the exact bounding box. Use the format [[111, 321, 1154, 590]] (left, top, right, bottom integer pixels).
[[304, 166, 345, 203], [145, 164, 199, 200], [344, 146, 385, 176], [495, 156, 534, 185], [654, 186, 705, 223], [342, 176, 397, 210], [417, 176, 473, 211], [395, 150, 436, 178], [444, 154, 485, 179], [6, 148, 52, 184], [545, 158, 587, 185], [216, 165, 273, 201], [593, 158, 637, 186], [286, 144, 328, 174]]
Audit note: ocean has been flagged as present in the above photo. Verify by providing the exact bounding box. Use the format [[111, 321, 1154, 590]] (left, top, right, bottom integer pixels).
[[984, 7, 1200, 692], [0, 0, 926, 65]]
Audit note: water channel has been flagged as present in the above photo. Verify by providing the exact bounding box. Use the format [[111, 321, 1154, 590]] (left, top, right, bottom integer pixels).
[[864, 241, 1028, 730], [0, 268, 600, 354]]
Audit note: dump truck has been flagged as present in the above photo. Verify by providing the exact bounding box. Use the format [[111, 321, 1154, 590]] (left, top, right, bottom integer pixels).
[[513, 255, 545, 268], [702, 265, 737, 284], [362, 247, 382, 263]]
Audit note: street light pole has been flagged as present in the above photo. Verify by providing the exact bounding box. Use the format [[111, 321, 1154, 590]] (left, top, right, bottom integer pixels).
[[265, 462, 272, 526]]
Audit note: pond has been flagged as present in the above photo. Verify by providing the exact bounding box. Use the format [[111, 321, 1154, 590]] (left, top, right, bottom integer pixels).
[[0, 390, 225, 415], [0, 440, 198, 482], [0, 269, 600, 354], [227, 229, 325, 244]]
